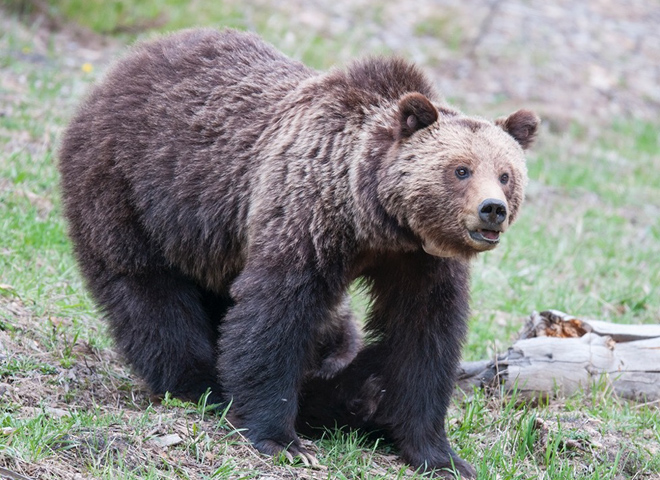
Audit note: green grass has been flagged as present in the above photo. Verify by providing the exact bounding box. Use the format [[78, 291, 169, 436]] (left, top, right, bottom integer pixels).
[[1, 3, 659, 479], [45, 0, 246, 36]]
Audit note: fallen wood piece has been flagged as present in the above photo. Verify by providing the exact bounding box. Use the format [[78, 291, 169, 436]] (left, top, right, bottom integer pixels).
[[519, 309, 660, 342], [457, 310, 660, 401]]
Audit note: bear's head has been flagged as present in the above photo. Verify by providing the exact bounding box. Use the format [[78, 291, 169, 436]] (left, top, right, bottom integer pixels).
[[377, 92, 539, 258]]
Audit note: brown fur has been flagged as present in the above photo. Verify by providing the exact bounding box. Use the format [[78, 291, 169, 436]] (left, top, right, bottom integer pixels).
[[58, 28, 538, 478]]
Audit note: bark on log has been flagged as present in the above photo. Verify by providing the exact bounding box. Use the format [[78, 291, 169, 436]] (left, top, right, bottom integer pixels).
[[457, 310, 660, 401]]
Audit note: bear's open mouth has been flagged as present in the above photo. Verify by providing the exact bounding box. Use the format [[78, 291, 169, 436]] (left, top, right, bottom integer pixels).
[[469, 229, 501, 244]]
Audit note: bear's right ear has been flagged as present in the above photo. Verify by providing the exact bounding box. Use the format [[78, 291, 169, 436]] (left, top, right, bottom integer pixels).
[[397, 92, 439, 139], [495, 109, 540, 150]]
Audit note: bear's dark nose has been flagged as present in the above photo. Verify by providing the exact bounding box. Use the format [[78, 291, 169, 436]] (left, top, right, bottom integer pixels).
[[478, 198, 507, 225]]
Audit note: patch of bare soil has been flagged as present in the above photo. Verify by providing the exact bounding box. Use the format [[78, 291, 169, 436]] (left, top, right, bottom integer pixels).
[[0, 298, 290, 479], [0, 295, 413, 478], [529, 411, 655, 479]]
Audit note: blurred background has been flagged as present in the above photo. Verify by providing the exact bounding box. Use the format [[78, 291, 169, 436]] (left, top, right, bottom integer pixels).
[[4, 0, 660, 123]]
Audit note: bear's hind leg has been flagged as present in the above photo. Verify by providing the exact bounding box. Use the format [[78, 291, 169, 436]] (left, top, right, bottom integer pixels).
[[93, 268, 224, 405], [312, 294, 362, 380]]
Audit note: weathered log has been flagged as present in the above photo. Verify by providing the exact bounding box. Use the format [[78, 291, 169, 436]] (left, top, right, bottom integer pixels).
[[456, 310, 660, 401]]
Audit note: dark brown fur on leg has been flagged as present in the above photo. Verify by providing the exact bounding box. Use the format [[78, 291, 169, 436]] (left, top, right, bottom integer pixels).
[[299, 252, 476, 479], [93, 266, 226, 404]]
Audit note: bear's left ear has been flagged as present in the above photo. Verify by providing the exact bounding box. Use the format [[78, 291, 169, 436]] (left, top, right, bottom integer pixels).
[[495, 109, 540, 150], [397, 92, 439, 139]]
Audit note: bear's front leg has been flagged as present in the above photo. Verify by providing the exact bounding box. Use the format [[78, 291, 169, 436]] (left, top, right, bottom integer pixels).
[[217, 262, 340, 466], [363, 252, 476, 479]]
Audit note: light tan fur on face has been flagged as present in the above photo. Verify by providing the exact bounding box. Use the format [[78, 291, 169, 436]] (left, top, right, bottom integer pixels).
[[455, 123, 528, 251], [380, 111, 530, 259]]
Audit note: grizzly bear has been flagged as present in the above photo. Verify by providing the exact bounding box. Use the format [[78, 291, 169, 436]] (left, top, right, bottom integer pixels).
[[58, 28, 538, 478]]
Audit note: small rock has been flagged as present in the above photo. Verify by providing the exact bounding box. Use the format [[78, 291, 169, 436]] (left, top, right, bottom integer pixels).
[[149, 433, 184, 448], [44, 407, 69, 418]]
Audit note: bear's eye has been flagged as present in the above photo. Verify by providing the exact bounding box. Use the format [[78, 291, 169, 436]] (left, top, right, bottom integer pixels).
[[455, 167, 470, 179], [500, 173, 510, 185]]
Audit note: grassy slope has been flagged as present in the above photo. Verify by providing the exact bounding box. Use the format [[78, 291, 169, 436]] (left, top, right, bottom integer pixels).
[[1, 2, 659, 479]]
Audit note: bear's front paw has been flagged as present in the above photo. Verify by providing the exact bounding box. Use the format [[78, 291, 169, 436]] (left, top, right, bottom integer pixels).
[[432, 456, 476, 479], [253, 438, 319, 467]]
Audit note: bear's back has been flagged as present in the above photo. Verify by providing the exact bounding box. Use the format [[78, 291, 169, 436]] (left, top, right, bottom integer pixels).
[[58, 30, 315, 285], [66, 28, 314, 172]]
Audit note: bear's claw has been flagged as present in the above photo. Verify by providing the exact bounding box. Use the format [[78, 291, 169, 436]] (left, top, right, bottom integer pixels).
[[255, 438, 319, 468]]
